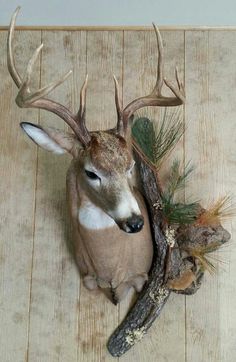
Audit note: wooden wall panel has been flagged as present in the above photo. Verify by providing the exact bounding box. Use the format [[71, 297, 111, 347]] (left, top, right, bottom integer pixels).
[[26, 31, 83, 362], [0, 30, 40, 361], [209, 31, 236, 362], [185, 30, 220, 362], [77, 30, 123, 362], [0, 27, 235, 362], [185, 30, 236, 362], [121, 29, 186, 362]]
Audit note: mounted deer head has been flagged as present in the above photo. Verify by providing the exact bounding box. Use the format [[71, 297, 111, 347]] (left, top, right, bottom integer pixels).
[[8, 7, 185, 234]]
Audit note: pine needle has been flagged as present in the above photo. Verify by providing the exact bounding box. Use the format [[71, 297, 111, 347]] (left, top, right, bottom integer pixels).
[[182, 242, 230, 275], [161, 199, 199, 225], [153, 109, 184, 166], [165, 159, 194, 202], [160, 159, 198, 225], [132, 117, 156, 164], [132, 110, 184, 168], [182, 245, 217, 274], [197, 195, 236, 226], [196, 254, 217, 274]]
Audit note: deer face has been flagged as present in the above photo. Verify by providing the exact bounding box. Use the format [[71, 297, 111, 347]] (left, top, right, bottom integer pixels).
[[20, 123, 144, 233], [78, 131, 144, 233], [9, 8, 184, 232]]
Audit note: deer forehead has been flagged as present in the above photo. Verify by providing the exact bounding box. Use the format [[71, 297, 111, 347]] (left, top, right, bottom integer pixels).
[[86, 131, 133, 174]]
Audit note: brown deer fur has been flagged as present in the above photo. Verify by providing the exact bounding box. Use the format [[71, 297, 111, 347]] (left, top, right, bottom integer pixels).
[[19, 124, 153, 303], [8, 8, 185, 304], [66, 131, 153, 303]]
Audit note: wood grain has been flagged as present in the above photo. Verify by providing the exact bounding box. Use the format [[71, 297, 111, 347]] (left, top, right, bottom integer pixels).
[[2, 26, 236, 31], [0, 30, 40, 361], [120, 29, 186, 362], [208, 31, 236, 362], [185, 30, 236, 362], [185, 30, 218, 362], [0, 28, 235, 362], [26, 31, 82, 362], [77, 30, 123, 362]]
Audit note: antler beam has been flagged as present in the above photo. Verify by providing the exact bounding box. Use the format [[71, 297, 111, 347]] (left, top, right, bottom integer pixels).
[[114, 24, 185, 135], [7, 7, 91, 146]]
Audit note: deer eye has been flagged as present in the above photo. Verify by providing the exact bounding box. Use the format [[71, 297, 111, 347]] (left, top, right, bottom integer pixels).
[[85, 169, 100, 180], [127, 161, 135, 176]]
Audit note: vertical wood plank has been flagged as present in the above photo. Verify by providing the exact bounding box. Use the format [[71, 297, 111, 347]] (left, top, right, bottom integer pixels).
[[185, 30, 236, 362], [209, 31, 236, 362], [185, 30, 219, 362], [0, 30, 40, 361], [121, 30, 186, 362], [77, 30, 123, 362], [85, 30, 123, 131], [1, 27, 236, 362], [27, 31, 86, 362]]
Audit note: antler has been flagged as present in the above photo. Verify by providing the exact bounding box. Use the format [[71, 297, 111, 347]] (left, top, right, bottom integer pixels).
[[7, 7, 91, 146], [114, 24, 185, 135]]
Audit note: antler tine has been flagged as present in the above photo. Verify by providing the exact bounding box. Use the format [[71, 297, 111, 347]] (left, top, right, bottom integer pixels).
[[77, 74, 88, 121], [75, 74, 91, 144], [18, 41, 72, 105], [24, 69, 73, 104], [121, 24, 185, 134], [7, 6, 22, 88], [113, 75, 123, 134], [16, 43, 43, 103], [7, 7, 91, 146], [164, 76, 185, 103], [152, 23, 164, 96], [175, 66, 181, 90]]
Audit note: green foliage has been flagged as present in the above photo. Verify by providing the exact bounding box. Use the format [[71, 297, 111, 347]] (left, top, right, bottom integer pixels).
[[132, 110, 184, 168], [132, 117, 156, 164], [164, 160, 194, 202], [161, 199, 199, 225], [161, 160, 199, 225], [132, 114, 199, 225]]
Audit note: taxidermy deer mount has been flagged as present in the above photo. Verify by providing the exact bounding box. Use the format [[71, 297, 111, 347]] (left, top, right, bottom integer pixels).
[[7, 8, 184, 304], [8, 8, 233, 358], [8, 7, 185, 304]]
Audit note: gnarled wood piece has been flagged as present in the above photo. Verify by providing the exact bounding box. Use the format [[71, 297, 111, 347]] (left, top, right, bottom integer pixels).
[[107, 147, 231, 356], [176, 222, 231, 251], [107, 154, 230, 357], [166, 220, 231, 295], [107, 152, 172, 357]]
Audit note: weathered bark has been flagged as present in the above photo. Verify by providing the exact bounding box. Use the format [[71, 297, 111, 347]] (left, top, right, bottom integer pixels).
[[107, 153, 171, 357], [107, 148, 231, 357]]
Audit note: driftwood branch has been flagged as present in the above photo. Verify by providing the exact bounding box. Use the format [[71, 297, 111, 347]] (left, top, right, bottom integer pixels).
[[107, 150, 172, 357], [107, 145, 231, 357]]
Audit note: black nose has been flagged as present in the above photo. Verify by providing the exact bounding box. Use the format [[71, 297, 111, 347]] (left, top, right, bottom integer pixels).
[[125, 214, 144, 233]]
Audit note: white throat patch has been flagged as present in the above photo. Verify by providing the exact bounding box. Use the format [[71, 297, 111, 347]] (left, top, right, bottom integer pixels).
[[78, 201, 115, 230]]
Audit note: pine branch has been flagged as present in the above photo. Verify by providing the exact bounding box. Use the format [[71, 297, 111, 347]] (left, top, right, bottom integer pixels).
[[197, 195, 236, 226], [165, 160, 194, 202], [161, 159, 198, 225], [132, 110, 184, 168], [153, 109, 183, 166], [161, 199, 199, 225], [132, 117, 156, 164]]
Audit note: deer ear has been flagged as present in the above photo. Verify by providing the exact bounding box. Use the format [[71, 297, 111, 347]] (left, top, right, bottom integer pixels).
[[20, 122, 82, 157]]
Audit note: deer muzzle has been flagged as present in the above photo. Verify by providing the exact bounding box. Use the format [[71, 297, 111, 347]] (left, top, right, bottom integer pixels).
[[105, 180, 144, 233], [117, 213, 144, 233]]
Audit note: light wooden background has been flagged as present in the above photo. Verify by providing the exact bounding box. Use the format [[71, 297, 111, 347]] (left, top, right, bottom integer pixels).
[[0, 27, 235, 362]]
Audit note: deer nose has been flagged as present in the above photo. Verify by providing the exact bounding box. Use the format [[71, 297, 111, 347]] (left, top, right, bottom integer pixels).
[[124, 214, 144, 233]]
